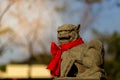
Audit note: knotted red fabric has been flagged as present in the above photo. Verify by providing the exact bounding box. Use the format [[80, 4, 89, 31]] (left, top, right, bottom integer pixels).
[[47, 38, 84, 76]]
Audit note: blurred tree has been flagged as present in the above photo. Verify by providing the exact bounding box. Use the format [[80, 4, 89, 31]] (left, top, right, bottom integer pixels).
[[78, 0, 103, 32], [0, 65, 6, 72], [0, 0, 15, 27], [92, 29, 120, 80], [0, 27, 13, 57], [85, 0, 102, 4], [0, 0, 104, 65], [116, 0, 120, 7], [0, 0, 119, 65]]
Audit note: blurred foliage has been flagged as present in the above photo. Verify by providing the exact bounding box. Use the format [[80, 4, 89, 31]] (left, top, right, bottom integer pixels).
[[92, 29, 120, 80], [0, 65, 6, 72], [0, 27, 12, 35], [85, 0, 102, 4], [28, 53, 52, 65], [0, 53, 52, 72], [10, 54, 52, 65]]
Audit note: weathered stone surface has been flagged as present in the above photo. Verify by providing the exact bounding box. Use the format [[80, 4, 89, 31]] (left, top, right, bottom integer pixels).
[[54, 77, 101, 80], [52, 24, 106, 80]]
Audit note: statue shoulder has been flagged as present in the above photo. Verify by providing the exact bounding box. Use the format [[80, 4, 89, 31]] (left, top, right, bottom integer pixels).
[[82, 40, 104, 67], [74, 43, 86, 50], [87, 40, 103, 52]]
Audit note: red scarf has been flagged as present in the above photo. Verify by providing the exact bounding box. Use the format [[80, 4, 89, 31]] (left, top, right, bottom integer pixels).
[[47, 38, 84, 76]]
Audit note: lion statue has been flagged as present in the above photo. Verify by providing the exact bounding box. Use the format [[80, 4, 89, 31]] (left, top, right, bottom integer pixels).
[[47, 24, 106, 80]]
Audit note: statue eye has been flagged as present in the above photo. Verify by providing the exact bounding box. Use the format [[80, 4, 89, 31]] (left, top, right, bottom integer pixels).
[[57, 31, 60, 34], [58, 30, 61, 33], [65, 30, 71, 33], [65, 30, 69, 32], [70, 29, 74, 32], [58, 30, 72, 33]]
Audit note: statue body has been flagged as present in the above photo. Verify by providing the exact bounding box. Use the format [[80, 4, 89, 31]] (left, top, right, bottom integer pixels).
[[61, 43, 85, 77], [48, 24, 106, 80], [60, 40, 105, 79]]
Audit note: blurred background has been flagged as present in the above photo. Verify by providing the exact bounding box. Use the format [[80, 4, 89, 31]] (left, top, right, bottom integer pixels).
[[0, 0, 120, 80]]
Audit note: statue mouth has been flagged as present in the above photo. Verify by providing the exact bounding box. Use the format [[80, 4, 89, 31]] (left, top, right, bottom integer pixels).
[[58, 36, 71, 40]]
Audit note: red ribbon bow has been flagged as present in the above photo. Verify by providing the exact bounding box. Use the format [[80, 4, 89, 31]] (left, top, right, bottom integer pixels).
[[47, 38, 84, 76]]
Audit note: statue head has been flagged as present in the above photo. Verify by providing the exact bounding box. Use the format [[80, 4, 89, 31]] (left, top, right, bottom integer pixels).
[[57, 24, 80, 45]]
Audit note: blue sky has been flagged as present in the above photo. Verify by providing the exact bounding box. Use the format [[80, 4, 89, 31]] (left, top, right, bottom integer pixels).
[[77, 0, 120, 41], [92, 0, 120, 34]]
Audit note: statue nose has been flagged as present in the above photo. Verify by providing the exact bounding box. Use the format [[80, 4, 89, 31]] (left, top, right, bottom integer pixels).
[[58, 33, 62, 37], [60, 33, 63, 35], [60, 32, 66, 35]]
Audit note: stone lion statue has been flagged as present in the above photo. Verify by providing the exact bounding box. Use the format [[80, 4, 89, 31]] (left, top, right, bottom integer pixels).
[[47, 24, 106, 80]]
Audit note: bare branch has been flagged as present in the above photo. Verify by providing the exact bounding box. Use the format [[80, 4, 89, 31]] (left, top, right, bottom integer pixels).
[[80, 4, 92, 30], [28, 41, 42, 63], [0, 1, 14, 27], [80, 2, 102, 31]]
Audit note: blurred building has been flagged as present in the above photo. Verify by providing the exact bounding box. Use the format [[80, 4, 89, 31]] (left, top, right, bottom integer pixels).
[[0, 64, 52, 79]]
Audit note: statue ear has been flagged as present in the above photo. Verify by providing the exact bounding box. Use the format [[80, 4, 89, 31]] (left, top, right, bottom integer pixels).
[[75, 24, 80, 32]]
